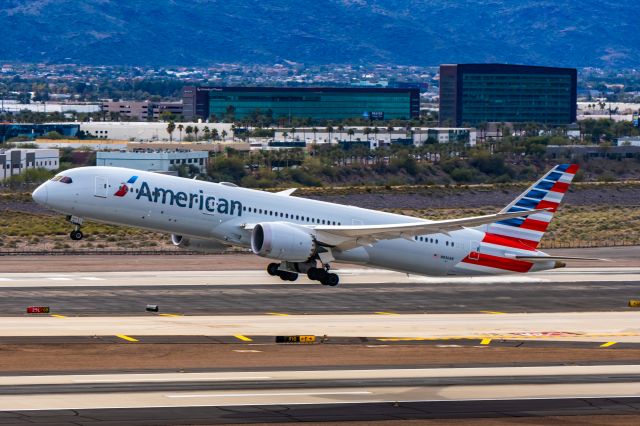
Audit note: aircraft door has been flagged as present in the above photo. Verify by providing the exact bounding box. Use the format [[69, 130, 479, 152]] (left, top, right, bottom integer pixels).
[[469, 240, 481, 260], [94, 176, 108, 198]]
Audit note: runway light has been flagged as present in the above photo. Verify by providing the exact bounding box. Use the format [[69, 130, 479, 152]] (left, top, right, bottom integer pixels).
[[629, 300, 640, 308], [26, 306, 50, 314], [146, 304, 159, 312], [276, 335, 316, 344]]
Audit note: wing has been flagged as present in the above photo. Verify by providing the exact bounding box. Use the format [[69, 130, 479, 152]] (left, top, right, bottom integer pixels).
[[313, 209, 548, 250], [275, 188, 297, 196]]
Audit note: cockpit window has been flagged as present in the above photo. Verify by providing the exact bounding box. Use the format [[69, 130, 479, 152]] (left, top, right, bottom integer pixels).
[[51, 176, 72, 184]]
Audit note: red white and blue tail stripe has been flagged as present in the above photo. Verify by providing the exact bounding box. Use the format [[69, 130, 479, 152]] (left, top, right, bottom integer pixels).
[[455, 164, 579, 275], [483, 164, 578, 250]]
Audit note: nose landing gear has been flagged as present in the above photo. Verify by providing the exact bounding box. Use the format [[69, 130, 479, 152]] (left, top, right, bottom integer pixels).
[[67, 215, 84, 241]]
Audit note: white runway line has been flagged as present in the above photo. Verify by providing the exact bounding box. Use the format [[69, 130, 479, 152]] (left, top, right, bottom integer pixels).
[[166, 391, 373, 398], [3, 364, 640, 387]]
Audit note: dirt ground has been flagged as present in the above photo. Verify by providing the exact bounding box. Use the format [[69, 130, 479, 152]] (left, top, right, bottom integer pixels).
[[1, 344, 639, 373]]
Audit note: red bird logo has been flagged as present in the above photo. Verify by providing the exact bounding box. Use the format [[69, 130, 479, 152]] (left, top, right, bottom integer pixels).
[[114, 184, 129, 197]]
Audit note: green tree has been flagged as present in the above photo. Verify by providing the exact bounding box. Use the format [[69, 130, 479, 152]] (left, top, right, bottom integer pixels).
[[177, 124, 184, 141], [166, 121, 176, 142], [193, 126, 199, 142], [325, 126, 334, 143]]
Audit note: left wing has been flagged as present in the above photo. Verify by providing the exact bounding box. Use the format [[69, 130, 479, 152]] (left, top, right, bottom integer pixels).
[[312, 209, 548, 250]]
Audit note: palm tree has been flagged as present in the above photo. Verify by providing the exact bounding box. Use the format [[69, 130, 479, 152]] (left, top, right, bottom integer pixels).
[[363, 127, 371, 141], [347, 128, 355, 142], [373, 126, 379, 143], [283, 131, 289, 141], [325, 126, 334, 143], [312, 127, 318, 142], [177, 124, 184, 142], [185, 125, 193, 141], [166, 121, 176, 142], [193, 126, 199, 142], [290, 127, 296, 141], [221, 129, 228, 141], [387, 125, 394, 143], [337, 125, 345, 142], [202, 126, 211, 141]]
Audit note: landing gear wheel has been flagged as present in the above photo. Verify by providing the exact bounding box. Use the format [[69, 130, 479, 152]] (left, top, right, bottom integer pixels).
[[321, 273, 339, 287], [70, 230, 83, 241], [267, 263, 280, 276], [307, 267, 327, 281], [278, 271, 298, 282]]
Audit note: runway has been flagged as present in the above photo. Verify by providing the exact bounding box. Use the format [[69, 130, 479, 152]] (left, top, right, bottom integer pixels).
[[2, 311, 639, 342], [1, 265, 639, 423], [0, 365, 639, 423], [0, 267, 638, 317]]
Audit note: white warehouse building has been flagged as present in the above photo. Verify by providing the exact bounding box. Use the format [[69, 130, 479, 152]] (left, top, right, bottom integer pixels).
[[79, 122, 234, 142], [0, 148, 59, 180], [96, 150, 209, 172]]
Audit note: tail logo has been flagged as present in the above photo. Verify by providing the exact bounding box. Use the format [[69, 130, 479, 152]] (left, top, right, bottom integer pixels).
[[113, 176, 138, 197]]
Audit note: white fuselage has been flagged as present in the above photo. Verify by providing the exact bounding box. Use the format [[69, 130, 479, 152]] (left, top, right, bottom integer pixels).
[[33, 167, 555, 276]]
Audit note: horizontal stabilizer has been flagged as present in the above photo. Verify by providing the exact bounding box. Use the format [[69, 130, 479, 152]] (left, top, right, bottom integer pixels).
[[514, 255, 608, 263]]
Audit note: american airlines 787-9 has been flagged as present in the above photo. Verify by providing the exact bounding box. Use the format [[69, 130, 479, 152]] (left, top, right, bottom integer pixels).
[[31, 164, 594, 286]]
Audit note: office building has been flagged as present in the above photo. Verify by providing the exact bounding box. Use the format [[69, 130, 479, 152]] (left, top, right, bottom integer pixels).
[[0, 123, 79, 143], [439, 64, 577, 126], [80, 122, 233, 142], [100, 101, 183, 121], [96, 149, 209, 172], [0, 148, 60, 180], [183, 86, 420, 122]]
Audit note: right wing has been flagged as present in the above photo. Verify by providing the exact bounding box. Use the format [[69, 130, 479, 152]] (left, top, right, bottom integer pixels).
[[312, 208, 549, 250]]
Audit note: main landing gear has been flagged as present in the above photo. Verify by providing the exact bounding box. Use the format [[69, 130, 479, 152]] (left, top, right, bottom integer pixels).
[[267, 262, 298, 282], [67, 215, 84, 241], [267, 262, 340, 286]]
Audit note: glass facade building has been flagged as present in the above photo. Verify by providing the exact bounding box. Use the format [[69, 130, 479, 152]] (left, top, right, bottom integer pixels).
[[0, 123, 80, 143], [439, 64, 577, 127], [183, 86, 419, 122]]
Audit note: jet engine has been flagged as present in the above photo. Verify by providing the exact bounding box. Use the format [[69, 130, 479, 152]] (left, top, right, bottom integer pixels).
[[251, 222, 316, 262], [171, 234, 228, 253]]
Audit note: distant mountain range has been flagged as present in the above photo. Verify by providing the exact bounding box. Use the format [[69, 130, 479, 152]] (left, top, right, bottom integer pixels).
[[0, 0, 637, 67]]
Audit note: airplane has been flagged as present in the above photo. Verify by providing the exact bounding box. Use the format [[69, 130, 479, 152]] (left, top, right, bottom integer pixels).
[[31, 163, 595, 286]]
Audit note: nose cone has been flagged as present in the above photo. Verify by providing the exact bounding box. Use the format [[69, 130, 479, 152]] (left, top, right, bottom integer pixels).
[[32, 183, 48, 205]]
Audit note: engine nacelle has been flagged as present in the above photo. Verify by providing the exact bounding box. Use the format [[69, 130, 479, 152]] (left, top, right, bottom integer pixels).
[[171, 234, 228, 253], [251, 222, 316, 262]]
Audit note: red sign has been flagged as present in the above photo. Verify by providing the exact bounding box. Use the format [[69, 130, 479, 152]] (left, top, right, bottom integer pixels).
[[26, 306, 50, 314]]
